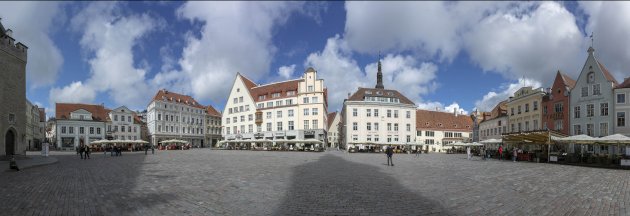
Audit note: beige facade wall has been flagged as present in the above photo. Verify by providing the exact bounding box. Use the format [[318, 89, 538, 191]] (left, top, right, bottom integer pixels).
[[506, 87, 544, 133]]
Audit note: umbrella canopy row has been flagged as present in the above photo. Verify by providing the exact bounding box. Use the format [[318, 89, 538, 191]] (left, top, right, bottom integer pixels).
[[444, 142, 484, 147], [159, 139, 188, 144], [555, 134, 630, 144], [90, 139, 149, 144]]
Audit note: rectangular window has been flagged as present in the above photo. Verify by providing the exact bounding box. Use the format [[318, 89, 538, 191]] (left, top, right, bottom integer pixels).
[[275, 101, 282, 107], [226, 118, 230, 124], [114, 115, 118, 121], [618, 94, 626, 104], [417, 130, 422, 136], [586, 124, 594, 136], [525, 121, 530, 131], [266, 112, 272, 119], [387, 135, 392, 143], [582, 87, 588, 97], [366, 109, 371, 117], [518, 123, 522, 132], [525, 104, 529, 112], [128, 116, 131, 122], [352, 135, 358, 141], [266, 123, 272, 132], [312, 108, 318, 116], [277, 122, 283, 131], [554, 103, 563, 113], [240, 115, 245, 122], [374, 109, 379, 117], [600, 123, 608, 136], [425, 131, 434, 137], [248, 114, 253, 121], [533, 101, 538, 111], [97, 128, 101, 134], [233, 98, 238, 104], [288, 121, 294, 130], [277, 111, 282, 118], [587, 104, 594, 117], [554, 120, 563, 131], [353, 122, 358, 131], [89, 127, 94, 134], [367, 123, 372, 131], [406, 111, 411, 118], [387, 110, 392, 118], [303, 108, 309, 116], [406, 135, 411, 143], [303, 97, 309, 104], [406, 124, 411, 131], [245, 105, 250, 111], [593, 84, 601, 95], [313, 120, 318, 129], [61, 126, 66, 134], [374, 135, 380, 142], [353, 108, 357, 117], [267, 102, 273, 108], [304, 120, 310, 130], [374, 123, 379, 131], [80, 127, 85, 134], [511, 108, 514, 116], [312, 97, 318, 103], [288, 110, 294, 117], [518, 106, 522, 114], [533, 120, 538, 130], [226, 127, 230, 134], [394, 110, 399, 118], [158, 126, 161, 132], [387, 123, 392, 131], [618, 112, 626, 127], [158, 114, 161, 121], [308, 85, 314, 92], [574, 106, 581, 119], [367, 135, 372, 142], [596, 103, 607, 117]]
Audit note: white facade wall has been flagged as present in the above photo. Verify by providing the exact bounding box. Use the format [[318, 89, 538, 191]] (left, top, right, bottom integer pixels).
[[222, 75, 257, 137], [614, 87, 630, 136], [327, 114, 341, 148], [344, 102, 416, 149], [56, 109, 106, 150], [107, 106, 141, 141], [416, 129, 472, 153], [147, 99, 206, 146], [479, 116, 508, 141]]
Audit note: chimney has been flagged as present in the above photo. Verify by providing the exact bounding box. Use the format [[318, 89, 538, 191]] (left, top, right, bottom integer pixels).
[[454, 108, 458, 117], [347, 93, 351, 99]]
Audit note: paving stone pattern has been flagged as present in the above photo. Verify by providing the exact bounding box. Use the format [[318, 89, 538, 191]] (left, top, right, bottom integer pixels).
[[0, 150, 629, 216]]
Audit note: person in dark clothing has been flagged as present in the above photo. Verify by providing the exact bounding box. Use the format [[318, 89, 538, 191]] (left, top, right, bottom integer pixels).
[[144, 144, 149, 155], [79, 144, 85, 159], [151, 144, 155, 154], [84, 145, 90, 159], [385, 145, 394, 166]]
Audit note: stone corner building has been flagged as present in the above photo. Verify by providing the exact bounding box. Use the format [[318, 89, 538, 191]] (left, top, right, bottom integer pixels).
[[0, 20, 28, 156], [147, 89, 207, 147]]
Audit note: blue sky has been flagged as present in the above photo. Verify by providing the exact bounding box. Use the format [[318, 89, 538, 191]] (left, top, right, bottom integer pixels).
[[2, 1, 630, 118]]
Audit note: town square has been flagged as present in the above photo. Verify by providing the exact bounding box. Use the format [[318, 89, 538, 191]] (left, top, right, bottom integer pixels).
[[3, 1, 630, 216]]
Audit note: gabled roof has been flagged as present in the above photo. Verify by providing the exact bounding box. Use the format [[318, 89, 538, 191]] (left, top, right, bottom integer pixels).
[[38, 108, 46, 122], [559, 71, 576, 89], [327, 112, 337, 129], [250, 79, 300, 103], [615, 78, 630, 89], [347, 87, 415, 105], [416, 109, 473, 132], [597, 61, 619, 86], [151, 89, 204, 109], [206, 105, 222, 117], [56, 103, 110, 121]]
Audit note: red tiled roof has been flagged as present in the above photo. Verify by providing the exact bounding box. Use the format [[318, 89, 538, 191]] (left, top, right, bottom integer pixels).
[[347, 88, 415, 105], [56, 103, 110, 121], [38, 108, 46, 122], [559, 71, 576, 89], [151, 89, 204, 109], [132, 114, 143, 124], [615, 78, 630, 89], [249, 79, 300, 103], [206, 105, 222, 117], [597, 61, 619, 86], [416, 109, 473, 132], [327, 112, 337, 129]]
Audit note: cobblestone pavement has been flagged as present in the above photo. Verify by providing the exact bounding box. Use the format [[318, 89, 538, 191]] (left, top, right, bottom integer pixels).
[[0, 150, 629, 216]]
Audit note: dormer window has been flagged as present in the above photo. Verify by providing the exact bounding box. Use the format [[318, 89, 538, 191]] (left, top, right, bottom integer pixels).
[[377, 91, 382, 95], [387, 92, 393, 96], [365, 90, 372, 94]]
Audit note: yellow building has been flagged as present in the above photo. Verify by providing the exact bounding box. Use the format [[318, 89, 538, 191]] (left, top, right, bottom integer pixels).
[[506, 87, 546, 133]]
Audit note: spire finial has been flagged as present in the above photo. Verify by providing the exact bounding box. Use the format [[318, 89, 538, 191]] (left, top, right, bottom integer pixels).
[[590, 32, 594, 48], [375, 52, 384, 89]]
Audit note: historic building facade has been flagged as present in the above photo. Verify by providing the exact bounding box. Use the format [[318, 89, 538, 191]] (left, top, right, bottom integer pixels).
[[0, 20, 28, 156], [326, 112, 341, 149], [147, 90, 206, 147], [106, 106, 142, 141], [542, 71, 575, 135], [614, 79, 630, 136], [342, 61, 417, 151], [416, 109, 474, 152], [55, 103, 107, 150], [506, 87, 545, 133], [570, 47, 618, 137], [222, 68, 328, 150], [479, 101, 508, 141], [204, 106, 222, 148], [25, 100, 43, 150]]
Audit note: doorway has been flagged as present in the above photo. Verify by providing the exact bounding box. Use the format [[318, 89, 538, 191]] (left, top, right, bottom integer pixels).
[[5, 130, 15, 155]]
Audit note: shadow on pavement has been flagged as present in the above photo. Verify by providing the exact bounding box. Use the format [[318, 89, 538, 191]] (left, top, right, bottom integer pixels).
[[0, 152, 175, 215], [274, 154, 449, 215]]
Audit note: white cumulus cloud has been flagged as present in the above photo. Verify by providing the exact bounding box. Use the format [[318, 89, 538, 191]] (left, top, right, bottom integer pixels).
[[474, 78, 542, 112], [278, 64, 296, 79]]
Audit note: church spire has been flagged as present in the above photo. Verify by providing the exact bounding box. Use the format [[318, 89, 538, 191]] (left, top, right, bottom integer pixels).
[[375, 53, 384, 89]]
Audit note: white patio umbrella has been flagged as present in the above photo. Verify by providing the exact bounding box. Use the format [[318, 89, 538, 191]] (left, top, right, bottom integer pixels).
[[480, 138, 502, 144], [596, 134, 630, 144], [556, 134, 597, 144]]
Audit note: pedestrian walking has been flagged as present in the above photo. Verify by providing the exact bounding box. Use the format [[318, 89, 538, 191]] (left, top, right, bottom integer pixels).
[[415, 148, 421, 157], [386, 145, 394, 166], [498, 145, 504, 161], [79, 144, 85, 159], [84, 145, 90, 159], [513, 147, 518, 162], [481, 147, 486, 160], [466, 146, 471, 160], [144, 144, 149, 155], [104, 145, 107, 156], [151, 144, 155, 154]]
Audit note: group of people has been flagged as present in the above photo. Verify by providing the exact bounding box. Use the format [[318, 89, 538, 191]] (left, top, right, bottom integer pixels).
[[76, 144, 91, 159], [106, 145, 124, 157]]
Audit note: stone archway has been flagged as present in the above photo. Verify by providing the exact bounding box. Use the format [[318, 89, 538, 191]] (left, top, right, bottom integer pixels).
[[5, 129, 15, 156]]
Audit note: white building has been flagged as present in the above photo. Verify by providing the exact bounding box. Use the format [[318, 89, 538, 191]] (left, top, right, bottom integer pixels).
[[570, 46, 618, 137], [342, 60, 417, 152], [55, 103, 107, 150], [106, 106, 142, 141], [614, 78, 630, 136], [479, 100, 508, 141], [147, 90, 207, 147], [205, 106, 222, 148], [416, 109, 474, 153], [222, 68, 328, 150], [327, 112, 341, 149]]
